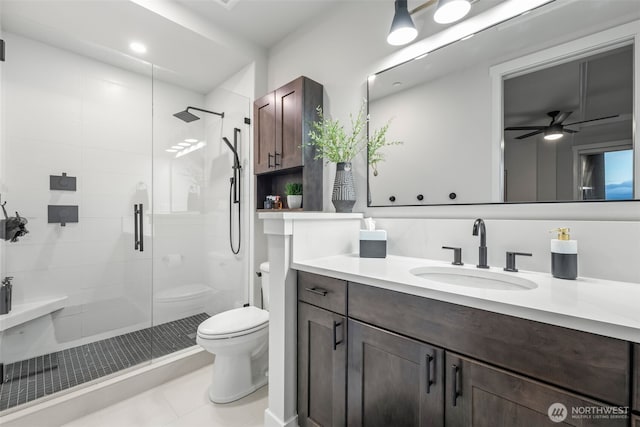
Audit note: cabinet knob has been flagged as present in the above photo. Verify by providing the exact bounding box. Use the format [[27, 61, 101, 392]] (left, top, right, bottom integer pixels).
[[417, 194, 424, 201], [389, 196, 396, 202]]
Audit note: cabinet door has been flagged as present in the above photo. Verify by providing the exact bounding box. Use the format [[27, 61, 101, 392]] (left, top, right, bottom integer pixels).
[[275, 77, 303, 170], [298, 302, 346, 427], [254, 91, 275, 174], [446, 352, 628, 427], [348, 320, 444, 427]]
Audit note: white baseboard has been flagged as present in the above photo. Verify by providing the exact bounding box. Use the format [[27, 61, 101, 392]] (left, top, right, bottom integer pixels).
[[264, 408, 299, 427]]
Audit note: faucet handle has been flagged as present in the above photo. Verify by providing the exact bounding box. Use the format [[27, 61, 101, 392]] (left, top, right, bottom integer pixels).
[[504, 252, 532, 272], [442, 246, 463, 266]]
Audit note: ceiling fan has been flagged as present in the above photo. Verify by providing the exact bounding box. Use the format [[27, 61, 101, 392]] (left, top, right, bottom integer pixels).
[[504, 110, 619, 141]]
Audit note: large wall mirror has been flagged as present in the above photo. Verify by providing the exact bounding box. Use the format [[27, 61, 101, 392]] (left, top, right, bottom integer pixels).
[[367, 0, 639, 207]]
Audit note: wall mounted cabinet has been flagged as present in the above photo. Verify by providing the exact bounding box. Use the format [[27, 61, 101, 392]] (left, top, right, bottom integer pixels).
[[254, 76, 323, 211], [298, 272, 634, 426]]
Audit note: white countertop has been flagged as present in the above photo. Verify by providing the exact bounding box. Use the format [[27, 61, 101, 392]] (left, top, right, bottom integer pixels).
[[292, 254, 640, 343], [258, 212, 363, 220]]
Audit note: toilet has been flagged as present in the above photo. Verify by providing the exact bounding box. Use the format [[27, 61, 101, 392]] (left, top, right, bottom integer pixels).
[[196, 262, 270, 403]]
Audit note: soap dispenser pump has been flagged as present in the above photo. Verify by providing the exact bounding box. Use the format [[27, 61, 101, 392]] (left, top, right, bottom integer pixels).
[[0, 276, 13, 315], [550, 228, 577, 280]]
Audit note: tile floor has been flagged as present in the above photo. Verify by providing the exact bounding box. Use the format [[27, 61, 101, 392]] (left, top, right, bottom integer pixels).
[[60, 366, 268, 427], [1, 313, 209, 412]]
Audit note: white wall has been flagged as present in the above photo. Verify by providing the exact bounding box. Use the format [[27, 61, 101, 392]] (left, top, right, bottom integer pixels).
[[266, 2, 640, 283]]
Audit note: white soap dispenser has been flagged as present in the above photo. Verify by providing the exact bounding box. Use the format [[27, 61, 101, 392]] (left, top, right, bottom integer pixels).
[[550, 227, 577, 280]]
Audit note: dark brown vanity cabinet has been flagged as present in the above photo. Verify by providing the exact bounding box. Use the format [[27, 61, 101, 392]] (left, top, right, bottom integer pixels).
[[297, 272, 635, 426], [446, 353, 627, 426], [297, 272, 347, 427], [254, 76, 324, 210], [633, 415, 639, 427], [347, 320, 444, 427]]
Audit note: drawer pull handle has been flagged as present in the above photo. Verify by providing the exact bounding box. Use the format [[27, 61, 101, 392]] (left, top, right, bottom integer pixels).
[[425, 354, 434, 394], [332, 320, 343, 350], [305, 287, 328, 296], [451, 364, 460, 406]]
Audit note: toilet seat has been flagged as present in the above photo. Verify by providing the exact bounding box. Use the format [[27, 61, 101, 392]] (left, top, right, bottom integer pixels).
[[198, 306, 269, 340]]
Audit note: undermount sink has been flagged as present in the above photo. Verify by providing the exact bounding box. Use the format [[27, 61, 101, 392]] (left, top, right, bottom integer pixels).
[[410, 266, 538, 291]]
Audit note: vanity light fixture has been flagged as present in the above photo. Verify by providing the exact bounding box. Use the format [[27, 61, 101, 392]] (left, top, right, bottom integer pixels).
[[387, 0, 418, 46], [165, 149, 178, 153], [434, 0, 471, 24], [171, 145, 185, 150], [178, 142, 192, 147], [129, 41, 147, 54], [543, 125, 564, 141], [184, 138, 198, 143]]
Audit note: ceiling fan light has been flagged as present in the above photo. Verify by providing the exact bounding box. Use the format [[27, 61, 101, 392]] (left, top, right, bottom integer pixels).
[[387, 0, 418, 46], [544, 125, 563, 141], [434, 0, 471, 24]]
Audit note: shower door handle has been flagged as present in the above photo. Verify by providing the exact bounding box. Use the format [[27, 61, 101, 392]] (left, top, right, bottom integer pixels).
[[134, 204, 144, 252], [134, 204, 139, 250]]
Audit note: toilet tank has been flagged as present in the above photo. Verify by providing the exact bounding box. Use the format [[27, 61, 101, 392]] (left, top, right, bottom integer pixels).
[[260, 262, 270, 310]]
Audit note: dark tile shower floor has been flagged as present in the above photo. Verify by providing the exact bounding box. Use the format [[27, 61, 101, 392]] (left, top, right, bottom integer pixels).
[[0, 313, 209, 412]]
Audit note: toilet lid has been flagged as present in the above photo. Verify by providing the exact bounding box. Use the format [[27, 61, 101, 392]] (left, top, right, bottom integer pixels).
[[198, 306, 269, 338]]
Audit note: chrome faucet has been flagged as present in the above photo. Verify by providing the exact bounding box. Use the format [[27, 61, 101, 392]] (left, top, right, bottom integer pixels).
[[472, 218, 489, 268]]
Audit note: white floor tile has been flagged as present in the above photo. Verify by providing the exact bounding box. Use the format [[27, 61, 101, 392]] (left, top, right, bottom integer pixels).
[[61, 388, 178, 427], [161, 386, 267, 427], [61, 365, 268, 427]]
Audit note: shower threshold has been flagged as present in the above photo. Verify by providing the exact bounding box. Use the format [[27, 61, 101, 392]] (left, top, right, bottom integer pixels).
[[0, 313, 208, 412]]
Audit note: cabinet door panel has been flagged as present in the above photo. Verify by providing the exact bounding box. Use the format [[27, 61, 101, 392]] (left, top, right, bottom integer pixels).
[[275, 78, 303, 170], [446, 352, 628, 427], [254, 92, 275, 174], [348, 320, 444, 427], [298, 302, 346, 427]]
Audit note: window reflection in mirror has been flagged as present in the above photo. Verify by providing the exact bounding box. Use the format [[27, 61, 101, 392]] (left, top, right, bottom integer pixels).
[[503, 45, 633, 202]]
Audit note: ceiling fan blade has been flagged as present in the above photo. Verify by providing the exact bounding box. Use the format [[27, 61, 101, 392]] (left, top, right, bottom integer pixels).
[[515, 130, 544, 140], [564, 128, 578, 134], [505, 126, 546, 131], [551, 111, 572, 125], [565, 114, 619, 126]]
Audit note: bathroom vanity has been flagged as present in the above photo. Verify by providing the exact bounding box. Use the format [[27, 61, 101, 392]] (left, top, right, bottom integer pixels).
[[296, 263, 639, 426]]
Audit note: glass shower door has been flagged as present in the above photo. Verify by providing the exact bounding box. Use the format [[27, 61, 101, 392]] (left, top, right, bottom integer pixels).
[[0, 30, 154, 412]]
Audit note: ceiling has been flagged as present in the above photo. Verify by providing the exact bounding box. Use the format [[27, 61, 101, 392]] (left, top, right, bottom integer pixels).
[[0, 0, 525, 94]]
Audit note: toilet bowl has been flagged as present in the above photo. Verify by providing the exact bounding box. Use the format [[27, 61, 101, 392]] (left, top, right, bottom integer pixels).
[[197, 262, 270, 403]]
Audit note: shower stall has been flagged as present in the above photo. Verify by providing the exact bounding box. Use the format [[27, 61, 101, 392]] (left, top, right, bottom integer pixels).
[[0, 11, 251, 413]]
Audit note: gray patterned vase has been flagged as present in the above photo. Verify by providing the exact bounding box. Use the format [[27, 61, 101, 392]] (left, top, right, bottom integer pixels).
[[332, 162, 356, 213]]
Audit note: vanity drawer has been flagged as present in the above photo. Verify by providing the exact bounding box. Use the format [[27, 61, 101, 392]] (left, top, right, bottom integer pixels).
[[298, 271, 347, 315], [348, 282, 631, 406]]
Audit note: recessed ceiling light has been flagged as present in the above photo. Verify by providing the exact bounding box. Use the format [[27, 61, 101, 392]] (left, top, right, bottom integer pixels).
[[165, 149, 178, 153], [434, 0, 471, 24], [171, 145, 184, 150], [129, 42, 147, 54], [392, 81, 403, 87], [184, 138, 198, 143], [178, 142, 191, 147]]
